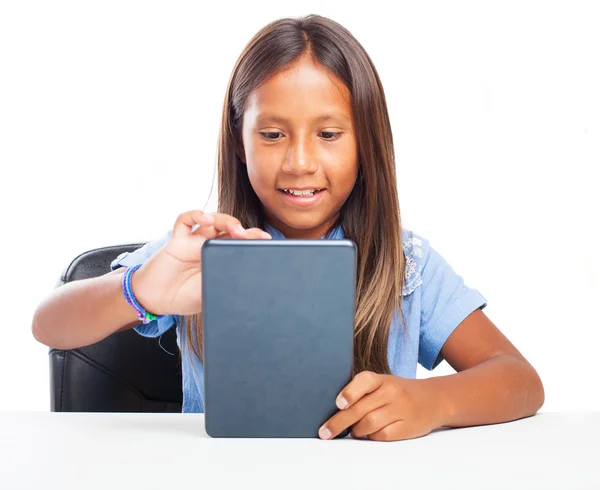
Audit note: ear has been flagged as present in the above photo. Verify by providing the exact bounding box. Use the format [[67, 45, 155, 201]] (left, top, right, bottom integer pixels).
[[235, 134, 246, 164]]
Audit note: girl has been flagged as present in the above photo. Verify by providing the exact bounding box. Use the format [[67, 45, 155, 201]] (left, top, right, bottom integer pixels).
[[32, 14, 544, 441]]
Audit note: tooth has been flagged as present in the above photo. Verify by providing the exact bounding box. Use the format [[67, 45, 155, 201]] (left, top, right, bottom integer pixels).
[[286, 189, 317, 196]]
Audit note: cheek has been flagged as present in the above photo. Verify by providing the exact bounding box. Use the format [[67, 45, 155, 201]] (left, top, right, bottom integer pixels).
[[342, 170, 358, 200], [242, 132, 269, 186], [245, 157, 277, 196], [328, 158, 358, 197]]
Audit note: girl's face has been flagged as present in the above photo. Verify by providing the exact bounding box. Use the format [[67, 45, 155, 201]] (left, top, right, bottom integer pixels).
[[239, 55, 358, 239]]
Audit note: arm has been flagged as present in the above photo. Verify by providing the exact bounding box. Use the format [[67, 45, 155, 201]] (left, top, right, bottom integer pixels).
[[319, 308, 545, 441], [319, 235, 544, 441], [429, 307, 545, 427], [32, 212, 268, 350], [31, 268, 142, 350]]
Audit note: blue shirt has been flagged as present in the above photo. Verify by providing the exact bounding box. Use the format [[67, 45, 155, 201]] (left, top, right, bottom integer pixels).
[[111, 224, 487, 413]]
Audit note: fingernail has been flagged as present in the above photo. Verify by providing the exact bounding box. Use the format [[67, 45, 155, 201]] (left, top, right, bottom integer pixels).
[[236, 224, 245, 234], [319, 427, 332, 440], [263, 233, 272, 239], [336, 396, 348, 410]]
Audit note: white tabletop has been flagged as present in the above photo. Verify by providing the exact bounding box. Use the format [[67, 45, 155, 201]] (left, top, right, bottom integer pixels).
[[1, 411, 598, 490]]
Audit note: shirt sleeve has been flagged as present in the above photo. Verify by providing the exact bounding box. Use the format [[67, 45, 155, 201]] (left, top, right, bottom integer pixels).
[[110, 230, 176, 338], [418, 242, 488, 370]]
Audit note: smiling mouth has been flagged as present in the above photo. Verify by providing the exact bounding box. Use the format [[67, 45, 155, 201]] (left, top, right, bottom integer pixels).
[[279, 188, 325, 197]]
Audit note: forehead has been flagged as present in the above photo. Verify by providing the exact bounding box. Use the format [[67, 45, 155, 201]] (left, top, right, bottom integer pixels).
[[244, 57, 352, 123]]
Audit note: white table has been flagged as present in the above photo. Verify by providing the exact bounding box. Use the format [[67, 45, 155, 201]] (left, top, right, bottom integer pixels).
[[1, 411, 598, 489]]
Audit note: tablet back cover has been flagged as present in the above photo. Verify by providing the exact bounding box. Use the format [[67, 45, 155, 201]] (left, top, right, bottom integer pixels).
[[202, 239, 356, 438]]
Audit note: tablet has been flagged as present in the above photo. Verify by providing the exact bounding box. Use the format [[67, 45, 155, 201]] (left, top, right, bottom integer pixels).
[[201, 238, 356, 438]]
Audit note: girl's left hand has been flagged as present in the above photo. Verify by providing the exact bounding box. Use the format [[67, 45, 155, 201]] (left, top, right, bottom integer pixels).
[[319, 371, 444, 442]]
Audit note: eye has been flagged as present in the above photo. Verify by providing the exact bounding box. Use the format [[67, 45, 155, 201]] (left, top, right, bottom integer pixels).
[[319, 132, 342, 141], [259, 132, 283, 141]]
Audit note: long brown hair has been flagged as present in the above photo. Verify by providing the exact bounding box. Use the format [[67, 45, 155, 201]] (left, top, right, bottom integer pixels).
[[178, 14, 406, 375]]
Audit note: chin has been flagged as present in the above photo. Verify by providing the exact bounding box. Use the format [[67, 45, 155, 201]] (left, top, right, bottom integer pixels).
[[281, 217, 324, 230], [273, 210, 331, 230]]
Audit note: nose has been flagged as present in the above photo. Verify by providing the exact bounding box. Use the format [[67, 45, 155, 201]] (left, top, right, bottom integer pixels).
[[281, 137, 318, 176]]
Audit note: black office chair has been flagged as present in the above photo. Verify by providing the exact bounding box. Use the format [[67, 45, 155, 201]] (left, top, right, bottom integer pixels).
[[48, 243, 183, 412]]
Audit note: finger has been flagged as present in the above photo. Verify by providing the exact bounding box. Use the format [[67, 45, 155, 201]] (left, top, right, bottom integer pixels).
[[368, 420, 412, 442], [350, 406, 398, 439], [190, 221, 221, 238], [172, 210, 215, 238], [188, 221, 229, 241], [335, 371, 384, 410], [200, 213, 248, 240], [245, 228, 272, 239], [319, 390, 388, 440], [206, 227, 270, 240]]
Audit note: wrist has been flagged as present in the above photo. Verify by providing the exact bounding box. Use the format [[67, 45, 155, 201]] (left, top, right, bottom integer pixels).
[[124, 265, 164, 322], [129, 265, 152, 311], [424, 375, 454, 428]]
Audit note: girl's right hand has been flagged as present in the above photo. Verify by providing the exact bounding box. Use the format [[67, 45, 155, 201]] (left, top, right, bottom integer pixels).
[[129, 210, 271, 316]]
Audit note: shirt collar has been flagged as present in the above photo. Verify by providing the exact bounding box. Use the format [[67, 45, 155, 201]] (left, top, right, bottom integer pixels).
[[264, 222, 345, 240]]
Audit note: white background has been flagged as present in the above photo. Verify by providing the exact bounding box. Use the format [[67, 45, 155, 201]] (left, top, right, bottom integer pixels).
[[0, 1, 598, 412]]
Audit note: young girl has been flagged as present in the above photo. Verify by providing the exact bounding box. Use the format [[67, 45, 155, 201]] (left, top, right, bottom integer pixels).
[[32, 14, 544, 441]]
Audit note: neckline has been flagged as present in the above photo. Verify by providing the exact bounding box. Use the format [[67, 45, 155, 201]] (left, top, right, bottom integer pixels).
[[264, 222, 345, 240]]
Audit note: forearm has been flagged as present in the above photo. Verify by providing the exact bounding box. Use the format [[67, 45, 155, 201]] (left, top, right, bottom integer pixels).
[[428, 354, 545, 428], [32, 270, 142, 350]]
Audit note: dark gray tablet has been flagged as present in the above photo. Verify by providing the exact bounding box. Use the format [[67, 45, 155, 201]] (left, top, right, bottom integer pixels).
[[201, 238, 356, 438]]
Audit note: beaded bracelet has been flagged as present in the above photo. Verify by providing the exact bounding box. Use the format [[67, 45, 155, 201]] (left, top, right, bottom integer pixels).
[[122, 264, 163, 324]]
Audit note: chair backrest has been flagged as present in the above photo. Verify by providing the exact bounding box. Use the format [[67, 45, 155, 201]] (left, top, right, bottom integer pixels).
[[49, 243, 183, 412]]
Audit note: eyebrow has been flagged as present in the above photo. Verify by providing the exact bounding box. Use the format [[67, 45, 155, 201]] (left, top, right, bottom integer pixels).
[[256, 112, 351, 125]]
